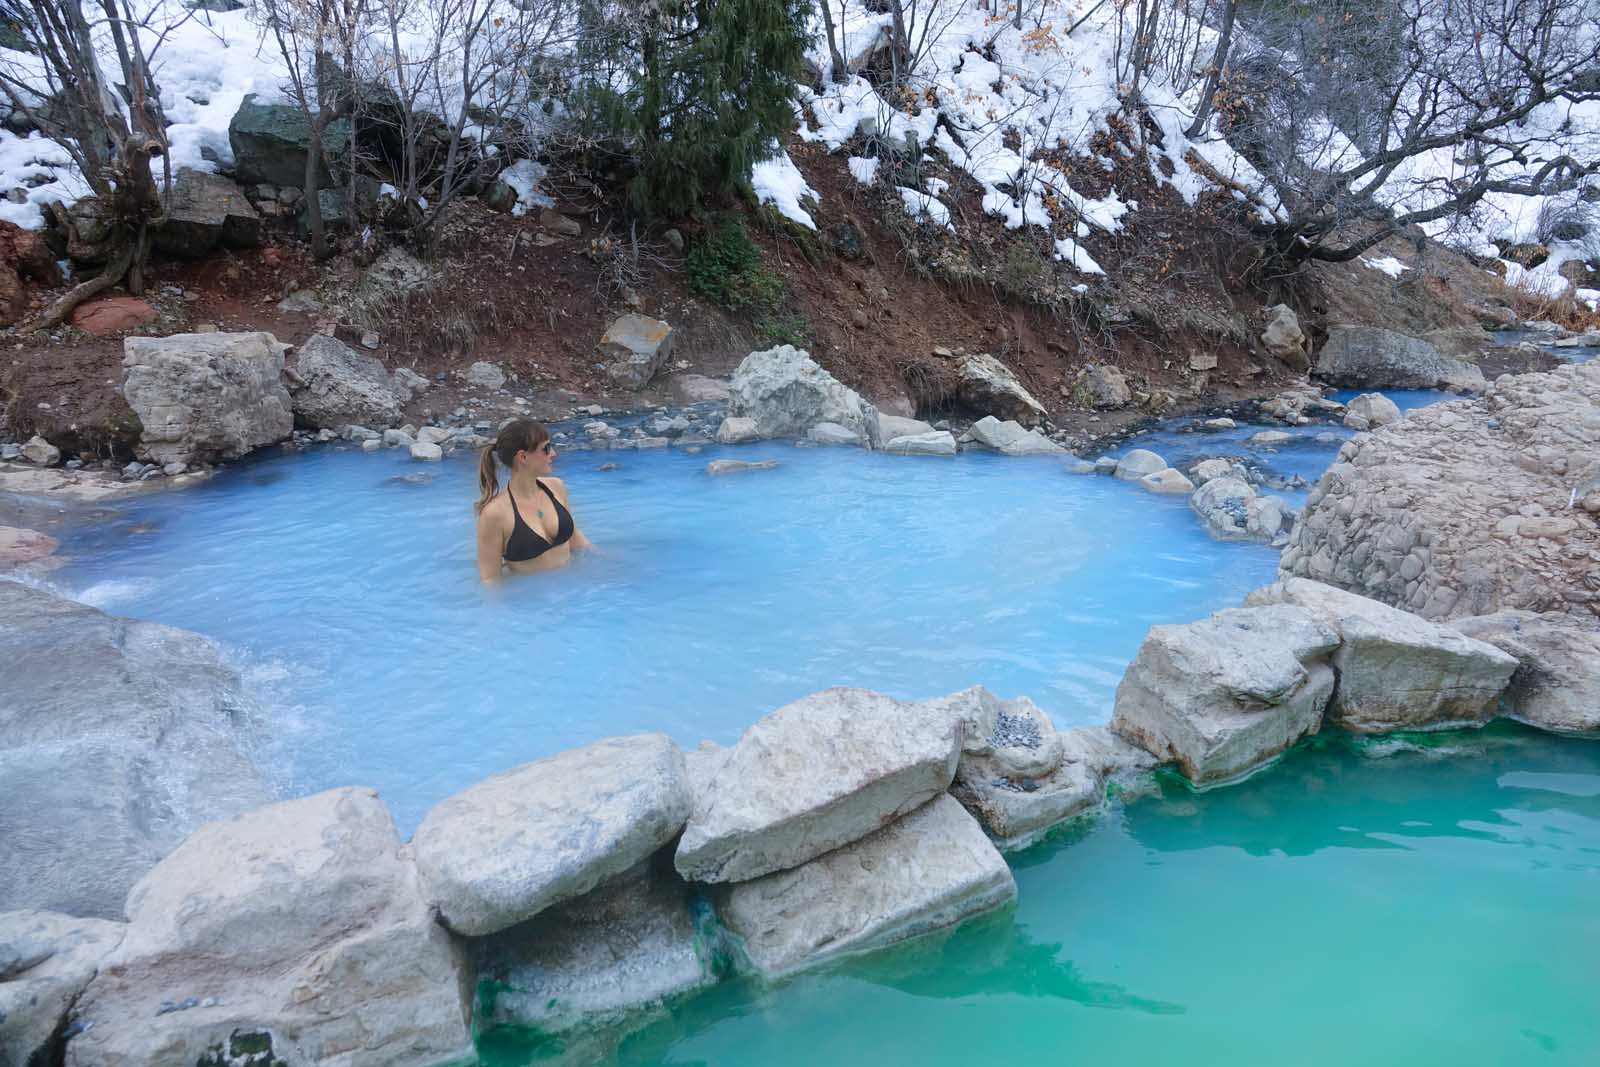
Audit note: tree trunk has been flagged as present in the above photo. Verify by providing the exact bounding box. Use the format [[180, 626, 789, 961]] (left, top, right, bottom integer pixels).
[[818, 0, 847, 84], [305, 122, 328, 259], [1184, 0, 1237, 139], [22, 239, 135, 334]]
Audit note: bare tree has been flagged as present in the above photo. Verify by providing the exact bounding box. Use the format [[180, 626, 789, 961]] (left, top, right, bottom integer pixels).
[[361, 0, 571, 249], [1220, 0, 1600, 271], [0, 0, 194, 330], [1184, 0, 1236, 138], [255, 0, 370, 260], [816, 0, 848, 85]]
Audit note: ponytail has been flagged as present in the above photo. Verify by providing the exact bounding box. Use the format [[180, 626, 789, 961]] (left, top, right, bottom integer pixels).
[[475, 446, 498, 514], [475, 419, 550, 514]]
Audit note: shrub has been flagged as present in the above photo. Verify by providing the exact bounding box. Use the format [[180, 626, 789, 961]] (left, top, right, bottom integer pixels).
[[686, 220, 783, 311]]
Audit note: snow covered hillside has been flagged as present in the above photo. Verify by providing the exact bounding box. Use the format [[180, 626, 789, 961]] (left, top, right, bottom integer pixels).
[[2, 0, 1597, 308]]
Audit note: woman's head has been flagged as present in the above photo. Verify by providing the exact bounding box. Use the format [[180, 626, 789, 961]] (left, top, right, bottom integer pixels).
[[476, 418, 554, 513]]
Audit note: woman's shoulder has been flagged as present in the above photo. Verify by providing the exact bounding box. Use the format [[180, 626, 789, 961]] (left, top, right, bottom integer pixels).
[[477, 490, 511, 524], [539, 475, 569, 497]]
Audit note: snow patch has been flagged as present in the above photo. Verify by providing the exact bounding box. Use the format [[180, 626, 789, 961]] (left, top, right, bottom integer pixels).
[[847, 155, 879, 186], [497, 159, 554, 217], [752, 149, 818, 230], [1361, 256, 1411, 279]]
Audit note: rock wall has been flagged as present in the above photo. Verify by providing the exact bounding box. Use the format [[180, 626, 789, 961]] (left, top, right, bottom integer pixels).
[[0, 580, 271, 919], [1282, 361, 1600, 620], [5, 576, 1593, 1062]]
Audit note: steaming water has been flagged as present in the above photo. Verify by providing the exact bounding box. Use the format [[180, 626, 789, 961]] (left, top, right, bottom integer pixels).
[[54, 398, 1454, 832], [479, 725, 1600, 1066]]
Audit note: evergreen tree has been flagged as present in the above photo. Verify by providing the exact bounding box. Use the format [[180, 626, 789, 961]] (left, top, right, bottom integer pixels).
[[574, 0, 811, 218]]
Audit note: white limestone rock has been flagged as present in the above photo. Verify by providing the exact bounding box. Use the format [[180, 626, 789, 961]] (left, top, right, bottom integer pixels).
[[1437, 610, 1600, 734], [19, 436, 59, 467], [1191, 458, 1248, 485], [466, 361, 507, 389], [600, 314, 675, 390], [877, 414, 935, 440], [960, 416, 1066, 456], [409, 441, 443, 462], [884, 431, 957, 455], [1139, 468, 1194, 494], [1342, 392, 1401, 431], [806, 421, 862, 446], [0, 910, 125, 1067], [477, 856, 715, 1035], [716, 795, 1015, 980], [955, 353, 1047, 426], [1315, 324, 1485, 392], [1261, 304, 1308, 371], [1280, 362, 1600, 621], [0, 580, 270, 919], [706, 459, 778, 475], [728, 346, 881, 444], [121, 331, 294, 465], [1114, 448, 1166, 481], [926, 687, 1109, 847], [715, 416, 760, 444], [65, 788, 472, 1067], [1244, 579, 1518, 731], [1112, 604, 1340, 784], [412, 734, 689, 936], [1191, 476, 1292, 544], [675, 688, 963, 883], [287, 333, 403, 429]]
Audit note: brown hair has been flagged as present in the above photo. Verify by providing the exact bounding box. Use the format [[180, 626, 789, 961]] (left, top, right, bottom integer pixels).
[[476, 418, 551, 514]]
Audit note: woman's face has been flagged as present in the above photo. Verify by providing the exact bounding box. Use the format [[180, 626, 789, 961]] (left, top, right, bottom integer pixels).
[[518, 440, 556, 475]]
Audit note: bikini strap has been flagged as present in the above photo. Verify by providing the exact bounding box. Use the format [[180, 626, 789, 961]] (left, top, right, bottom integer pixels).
[[538, 480, 561, 506], [506, 485, 523, 521]]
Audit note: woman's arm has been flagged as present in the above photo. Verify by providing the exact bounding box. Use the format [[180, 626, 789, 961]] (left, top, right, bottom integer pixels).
[[476, 510, 505, 583]]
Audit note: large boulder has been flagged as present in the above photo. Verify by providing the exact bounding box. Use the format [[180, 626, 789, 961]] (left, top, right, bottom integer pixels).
[[954, 353, 1046, 426], [0, 581, 270, 919], [228, 94, 350, 190], [1342, 391, 1401, 431], [1315, 325, 1486, 392], [1281, 362, 1600, 620], [287, 333, 404, 429], [932, 688, 1103, 847], [1261, 304, 1308, 371], [675, 688, 962, 884], [1245, 579, 1518, 731], [475, 854, 715, 1035], [1078, 365, 1131, 408], [1113, 448, 1167, 481], [0, 911, 126, 1067], [715, 795, 1015, 980], [878, 414, 935, 440], [883, 430, 956, 455], [1190, 476, 1293, 544], [599, 314, 675, 390], [959, 416, 1065, 456], [728, 345, 881, 445], [121, 331, 294, 466], [1111, 604, 1340, 784], [412, 733, 690, 936], [66, 788, 473, 1067], [151, 169, 261, 258], [1445, 611, 1600, 734]]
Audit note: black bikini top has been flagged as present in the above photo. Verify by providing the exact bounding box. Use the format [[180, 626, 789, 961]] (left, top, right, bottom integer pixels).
[[504, 480, 575, 562]]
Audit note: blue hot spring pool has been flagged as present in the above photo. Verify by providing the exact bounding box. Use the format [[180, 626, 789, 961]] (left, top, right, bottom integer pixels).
[[57, 435, 1295, 831]]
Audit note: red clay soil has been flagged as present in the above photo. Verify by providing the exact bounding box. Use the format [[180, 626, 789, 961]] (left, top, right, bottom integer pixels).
[[1, 135, 1543, 459]]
